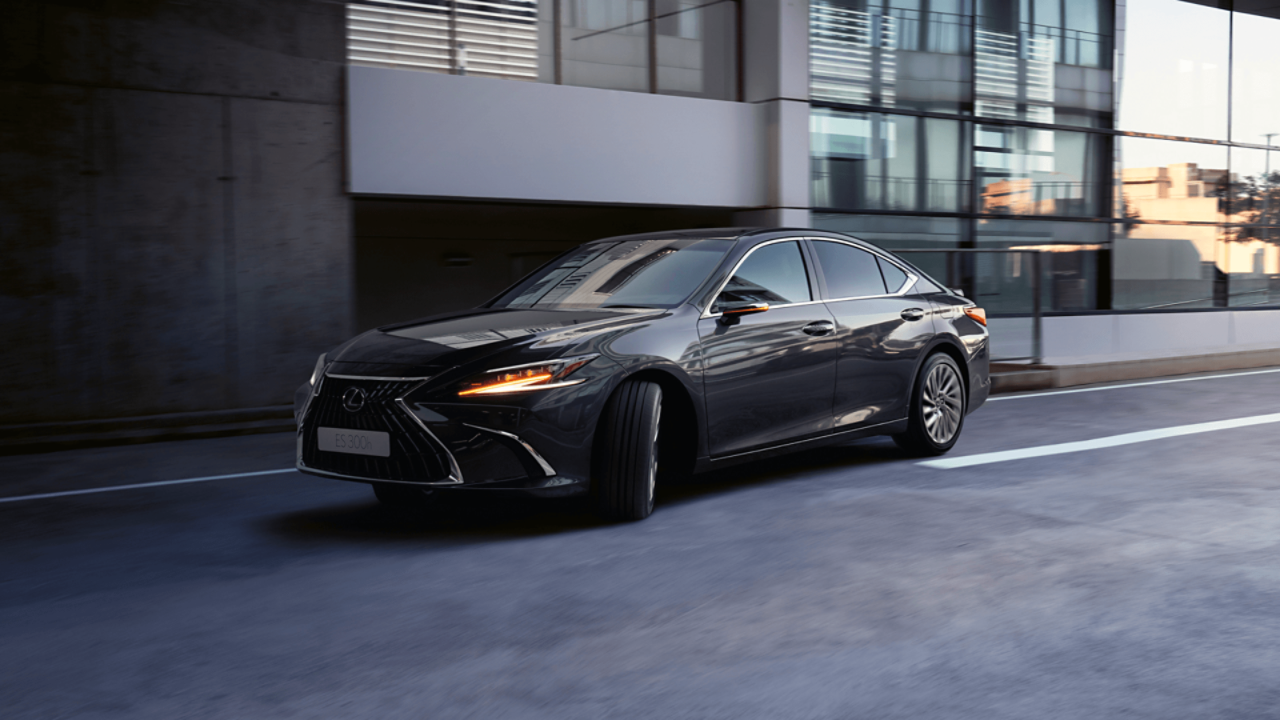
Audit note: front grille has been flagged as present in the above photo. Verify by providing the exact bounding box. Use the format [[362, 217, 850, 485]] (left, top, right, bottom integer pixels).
[[300, 377, 452, 482]]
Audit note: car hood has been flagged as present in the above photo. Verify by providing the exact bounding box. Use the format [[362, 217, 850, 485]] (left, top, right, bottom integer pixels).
[[326, 307, 662, 376]]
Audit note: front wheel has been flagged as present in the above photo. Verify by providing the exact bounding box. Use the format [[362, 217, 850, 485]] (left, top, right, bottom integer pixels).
[[594, 379, 662, 522], [894, 353, 966, 456]]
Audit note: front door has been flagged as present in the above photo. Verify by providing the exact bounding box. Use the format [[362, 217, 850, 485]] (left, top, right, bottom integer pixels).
[[698, 240, 840, 457], [808, 239, 937, 430]]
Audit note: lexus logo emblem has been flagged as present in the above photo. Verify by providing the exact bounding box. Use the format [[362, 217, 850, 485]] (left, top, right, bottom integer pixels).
[[341, 387, 367, 413]]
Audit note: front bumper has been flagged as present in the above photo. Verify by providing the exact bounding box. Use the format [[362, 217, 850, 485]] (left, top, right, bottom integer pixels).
[[295, 366, 613, 493]]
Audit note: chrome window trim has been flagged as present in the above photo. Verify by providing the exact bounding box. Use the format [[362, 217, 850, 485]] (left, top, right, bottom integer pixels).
[[700, 237, 819, 319], [462, 423, 557, 478], [804, 237, 921, 303]]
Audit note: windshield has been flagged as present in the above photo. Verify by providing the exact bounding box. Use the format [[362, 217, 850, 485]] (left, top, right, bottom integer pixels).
[[490, 238, 735, 310]]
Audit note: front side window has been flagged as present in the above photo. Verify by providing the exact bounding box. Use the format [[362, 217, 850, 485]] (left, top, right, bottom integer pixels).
[[713, 241, 812, 311], [812, 240, 888, 298]]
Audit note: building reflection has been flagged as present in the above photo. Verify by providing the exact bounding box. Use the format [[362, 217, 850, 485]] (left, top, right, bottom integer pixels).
[[1115, 159, 1280, 309]]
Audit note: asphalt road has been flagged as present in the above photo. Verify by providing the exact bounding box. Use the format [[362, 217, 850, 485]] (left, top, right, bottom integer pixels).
[[4, 369, 1280, 719]]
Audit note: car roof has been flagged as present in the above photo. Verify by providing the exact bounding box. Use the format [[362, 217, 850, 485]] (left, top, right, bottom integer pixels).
[[581, 227, 867, 245]]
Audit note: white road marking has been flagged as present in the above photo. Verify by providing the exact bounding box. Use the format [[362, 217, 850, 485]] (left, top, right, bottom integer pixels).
[[989, 367, 1280, 401], [920, 412, 1280, 469], [0, 468, 296, 505]]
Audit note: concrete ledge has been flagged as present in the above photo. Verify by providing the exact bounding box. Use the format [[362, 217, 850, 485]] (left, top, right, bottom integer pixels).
[[990, 368, 1057, 394], [991, 348, 1280, 394], [0, 406, 295, 456]]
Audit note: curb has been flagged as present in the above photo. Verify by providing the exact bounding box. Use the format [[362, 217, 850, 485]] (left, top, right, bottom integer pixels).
[[991, 348, 1280, 394]]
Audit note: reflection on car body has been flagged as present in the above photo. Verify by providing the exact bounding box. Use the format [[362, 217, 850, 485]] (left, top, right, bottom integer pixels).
[[294, 228, 990, 521]]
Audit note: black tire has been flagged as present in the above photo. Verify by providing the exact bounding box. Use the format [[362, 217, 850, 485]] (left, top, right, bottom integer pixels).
[[372, 483, 434, 511], [594, 379, 662, 522], [893, 353, 966, 456]]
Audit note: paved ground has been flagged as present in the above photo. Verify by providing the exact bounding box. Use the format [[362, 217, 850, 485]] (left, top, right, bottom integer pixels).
[[4, 369, 1280, 719]]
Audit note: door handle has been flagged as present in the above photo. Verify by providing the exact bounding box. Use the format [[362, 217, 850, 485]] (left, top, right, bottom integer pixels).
[[802, 321, 835, 336], [900, 308, 926, 322]]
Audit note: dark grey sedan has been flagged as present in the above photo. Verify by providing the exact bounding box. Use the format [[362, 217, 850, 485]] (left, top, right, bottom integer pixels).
[[295, 228, 990, 520]]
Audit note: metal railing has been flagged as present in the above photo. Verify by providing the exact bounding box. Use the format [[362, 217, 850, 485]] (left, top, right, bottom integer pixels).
[[896, 248, 1043, 365]]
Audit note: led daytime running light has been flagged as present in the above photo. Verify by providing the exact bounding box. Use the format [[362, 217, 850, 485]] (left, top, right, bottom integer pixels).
[[459, 372, 554, 396], [457, 354, 598, 397]]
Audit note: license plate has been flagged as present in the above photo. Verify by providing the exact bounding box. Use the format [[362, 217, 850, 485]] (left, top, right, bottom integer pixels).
[[317, 427, 391, 457]]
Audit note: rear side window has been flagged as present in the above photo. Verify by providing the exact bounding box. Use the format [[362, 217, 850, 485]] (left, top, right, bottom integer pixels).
[[713, 241, 812, 310], [812, 241, 887, 299], [877, 257, 909, 293]]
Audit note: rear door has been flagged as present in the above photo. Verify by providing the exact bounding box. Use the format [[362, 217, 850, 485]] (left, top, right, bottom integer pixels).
[[697, 240, 840, 457], [808, 239, 937, 430]]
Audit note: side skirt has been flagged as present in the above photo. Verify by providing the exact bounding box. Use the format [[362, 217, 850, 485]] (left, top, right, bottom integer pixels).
[[692, 418, 910, 474]]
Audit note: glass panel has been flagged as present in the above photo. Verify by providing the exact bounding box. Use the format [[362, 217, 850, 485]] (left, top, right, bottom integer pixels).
[[810, 0, 973, 113], [655, 0, 737, 100], [877, 256, 909, 292], [714, 242, 812, 309], [975, 0, 1113, 127], [974, 218, 1107, 313], [1231, 12, 1280, 145], [561, 0, 651, 92], [1117, 0, 1229, 139], [1227, 147, 1280, 227], [1117, 137, 1227, 224], [811, 213, 962, 287], [1113, 224, 1223, 310], [812, 240, 888, 298], [975, 125, 1106, 217], [1223, 147, 1280, 307], [812, 109, 970, 212]]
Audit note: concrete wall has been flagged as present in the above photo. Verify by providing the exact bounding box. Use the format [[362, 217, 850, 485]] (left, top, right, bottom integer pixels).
[[0, 0, 351, 424], [347, 66, 767, 207]]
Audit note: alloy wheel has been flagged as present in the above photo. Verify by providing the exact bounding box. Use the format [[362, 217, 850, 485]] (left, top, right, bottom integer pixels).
[[648, 403, 661, 511], [922, 362, 963, 445]]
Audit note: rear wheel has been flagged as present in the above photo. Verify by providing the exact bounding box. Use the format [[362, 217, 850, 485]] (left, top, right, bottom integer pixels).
[[372, 483, 434, 511], [894, 353, 966, 456], [594, 379, 662, 522]]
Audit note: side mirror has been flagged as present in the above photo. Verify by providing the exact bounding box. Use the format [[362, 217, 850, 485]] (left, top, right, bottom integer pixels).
[[716, 301, 770, 325]]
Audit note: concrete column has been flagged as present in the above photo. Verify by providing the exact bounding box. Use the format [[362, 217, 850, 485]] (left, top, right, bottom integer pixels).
[[734, 0, 811, 229]]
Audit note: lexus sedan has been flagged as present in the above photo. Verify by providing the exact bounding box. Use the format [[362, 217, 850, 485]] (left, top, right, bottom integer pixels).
[[295, 228, 989, 520]]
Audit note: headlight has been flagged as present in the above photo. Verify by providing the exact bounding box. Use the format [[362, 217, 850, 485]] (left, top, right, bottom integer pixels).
[[309, 353, 327, 387], [458, 354, 599, 397]]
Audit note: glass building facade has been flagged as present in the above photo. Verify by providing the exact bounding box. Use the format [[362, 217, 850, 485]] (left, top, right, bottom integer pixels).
[[344, 0, 1278, 317], [346, 0, 740, 100], [810, 0, 1280, 313]]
